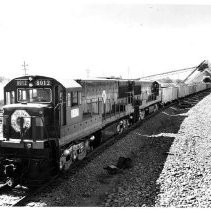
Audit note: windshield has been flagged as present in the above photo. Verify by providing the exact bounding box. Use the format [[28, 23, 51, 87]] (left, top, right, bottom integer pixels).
[[18, 88, 52, 103]]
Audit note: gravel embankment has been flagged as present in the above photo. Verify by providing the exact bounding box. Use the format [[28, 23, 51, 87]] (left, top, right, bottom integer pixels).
[[25, 91, 211, 207], [155, 93, 211, 207]]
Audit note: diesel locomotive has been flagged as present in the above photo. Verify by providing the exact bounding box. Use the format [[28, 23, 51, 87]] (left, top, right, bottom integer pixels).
[[0, 75, 160, 187]]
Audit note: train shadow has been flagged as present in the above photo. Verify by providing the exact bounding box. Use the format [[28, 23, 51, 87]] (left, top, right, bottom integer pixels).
[[127, 115, 187, 206], [132, 135, 175, 207]]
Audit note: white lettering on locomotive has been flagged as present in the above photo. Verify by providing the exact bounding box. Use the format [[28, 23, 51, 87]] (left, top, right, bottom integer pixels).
[[71, 108, 79, 118], [35, 80, 51, 86], [11, 110, 31, 132], [16, 80, 28, 86]]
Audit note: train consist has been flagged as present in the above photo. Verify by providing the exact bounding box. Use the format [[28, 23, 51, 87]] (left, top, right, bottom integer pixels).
[[0, 75, 210, 187]]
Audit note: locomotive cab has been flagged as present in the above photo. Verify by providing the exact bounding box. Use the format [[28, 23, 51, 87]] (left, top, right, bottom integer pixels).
[[0, 75, 74, 187], [2, 75, 62, 140]]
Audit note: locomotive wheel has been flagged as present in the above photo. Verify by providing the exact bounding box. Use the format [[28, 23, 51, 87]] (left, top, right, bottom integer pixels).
[[64, 160, 73, 171], [154, 104, 158, 112], [77, 148, 87, 161], [116, 123, 123, 134], [139, 111, 145, 120], [122, 119, 129, 129], [85, 139, 93, 153], [6, 177, 17, 188]]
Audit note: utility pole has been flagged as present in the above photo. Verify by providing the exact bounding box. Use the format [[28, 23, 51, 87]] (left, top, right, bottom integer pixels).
[[22, 61, 29, 76]]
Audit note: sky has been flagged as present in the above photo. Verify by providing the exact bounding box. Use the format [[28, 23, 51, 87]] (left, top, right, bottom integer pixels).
[[1, 0, 211, 81]]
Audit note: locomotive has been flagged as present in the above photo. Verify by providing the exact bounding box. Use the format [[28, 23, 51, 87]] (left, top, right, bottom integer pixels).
[[0, 75, 160, 187], [0, 74, 210, 187]]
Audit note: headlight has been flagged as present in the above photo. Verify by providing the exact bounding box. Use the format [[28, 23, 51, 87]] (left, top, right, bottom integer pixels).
[[29, 82, 33, 87], [25, 143, 32, 149]]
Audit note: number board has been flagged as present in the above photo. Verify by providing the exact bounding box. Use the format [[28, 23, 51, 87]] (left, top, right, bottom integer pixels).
[[16, 80, 28, 86], [16, 79, 52, 87], [35, 80, 51, 86]]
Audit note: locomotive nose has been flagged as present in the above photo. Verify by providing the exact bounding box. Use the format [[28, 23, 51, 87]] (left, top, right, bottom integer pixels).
[[2, 105, 50, 140]]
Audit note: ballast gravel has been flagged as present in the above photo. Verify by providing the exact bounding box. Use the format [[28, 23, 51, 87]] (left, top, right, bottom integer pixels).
[[26, 90, 211, 207]]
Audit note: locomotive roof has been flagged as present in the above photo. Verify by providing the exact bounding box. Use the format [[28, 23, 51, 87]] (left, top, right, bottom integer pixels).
[[5, 75, 82, 91], [157, 82, 178, 88], [76, 77, 157, 83], [137, 79, 159, 85], [6, 75, 160, 89], [75, 78, 118, 82], [57, 78, 82, 90]]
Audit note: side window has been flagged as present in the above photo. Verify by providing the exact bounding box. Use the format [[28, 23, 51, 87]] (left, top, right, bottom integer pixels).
[[59, 91, 63, 102], [6, 92, 11, 105], [18, 89, 27, 101], [68, 91, 81, 106], [11, 91, 15, 104], [6, 91, 15, 104], [67, 92, 71, 107], [72, 91, 78, 106], [32, 89, 37, 97], [78, 92, 81, 105]]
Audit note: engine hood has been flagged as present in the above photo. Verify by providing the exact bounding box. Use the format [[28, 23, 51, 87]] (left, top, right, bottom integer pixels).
[[2, 103, 54, 140]]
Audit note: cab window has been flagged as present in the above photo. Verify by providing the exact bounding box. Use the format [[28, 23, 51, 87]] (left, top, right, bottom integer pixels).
[[72, 92, 78, 106], [71, 91, 81, 106], [18, 88, 52, 103], [11, 91, 15, 104], [67, 92, 71, 107], [60, 91, 63, 102], [6, 91, 15, 105], [78, 92, 82, 105], [6, 92, 10, 105]]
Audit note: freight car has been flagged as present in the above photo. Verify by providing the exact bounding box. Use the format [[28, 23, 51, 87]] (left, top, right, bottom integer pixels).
[[159, 82, 211, 105], [0, 75, 160, 187]]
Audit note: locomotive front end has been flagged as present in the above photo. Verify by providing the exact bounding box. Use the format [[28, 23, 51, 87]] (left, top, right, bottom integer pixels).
[[0, 76, 59, 187]]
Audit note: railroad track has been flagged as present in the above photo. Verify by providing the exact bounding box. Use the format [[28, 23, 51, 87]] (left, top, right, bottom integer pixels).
[[0, 89, 210, 206], [0, 185, 29, 206], [12, 175, 59, 207], [0, 175, 59, 207]]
